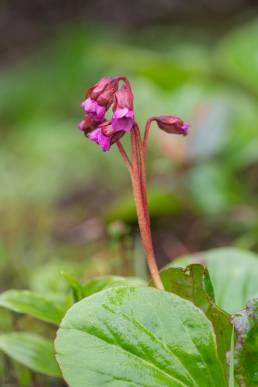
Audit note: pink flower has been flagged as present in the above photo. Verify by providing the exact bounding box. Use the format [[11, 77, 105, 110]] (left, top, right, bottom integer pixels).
[[154, 116, 189, 136], [112, 85, 134, 132], [81, 98, 106, 121], [87, 121, 125, 152], [88, 127, 111, 152]]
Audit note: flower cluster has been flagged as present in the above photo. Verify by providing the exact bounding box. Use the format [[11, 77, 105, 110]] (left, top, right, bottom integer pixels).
[[79, 77, 134, 151], [78, 75, 190, 152]]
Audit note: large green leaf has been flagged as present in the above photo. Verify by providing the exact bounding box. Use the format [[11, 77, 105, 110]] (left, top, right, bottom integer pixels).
[[56, 286, 226, 387], [170, 248, 258, 313], [0, 333, 60, 377], [232, 298, 258, 387], [159, 264, 231, 372], [0, 290, 65, 325]]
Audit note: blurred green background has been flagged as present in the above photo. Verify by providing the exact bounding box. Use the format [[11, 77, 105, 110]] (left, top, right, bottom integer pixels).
[[0, 1, 258, 385]]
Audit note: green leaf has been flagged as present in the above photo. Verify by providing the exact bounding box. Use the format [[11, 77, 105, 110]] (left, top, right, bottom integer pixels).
[[0, 290, 65, 325], [232, 298, 258, 387], [82, 275, 147, 298], [0, 333, 61, 377], [159, 264, 231, 373], [187, 164, 241, 215], [55, 287, 226, 387], [61, 272, 85, 302], [170, 247, 258, 313]]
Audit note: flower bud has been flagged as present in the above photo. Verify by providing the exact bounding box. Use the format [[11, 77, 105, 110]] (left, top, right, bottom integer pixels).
[[96, 79, 119, 107], [78, 116, 99, 134], [86, 77, 113, 99], [112, 85, 134, 132], [154, 116, 189, 136]]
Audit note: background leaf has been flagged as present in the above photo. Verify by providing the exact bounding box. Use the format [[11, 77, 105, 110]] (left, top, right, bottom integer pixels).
[[170, 247, 258, 313], [56, 286, 226, 387], [216, 19, 258, 95], [0, 333, 61, 377], [0, 290, 65, 325]]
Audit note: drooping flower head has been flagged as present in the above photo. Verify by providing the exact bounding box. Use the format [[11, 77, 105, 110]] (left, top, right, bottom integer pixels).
[[154, 116, 189, 136], [78, 76, 189, 153], [112, 85, 134, 132]]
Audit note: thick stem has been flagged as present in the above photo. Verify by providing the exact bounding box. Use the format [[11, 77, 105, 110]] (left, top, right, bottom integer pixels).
[[130, 128, 163, 289]]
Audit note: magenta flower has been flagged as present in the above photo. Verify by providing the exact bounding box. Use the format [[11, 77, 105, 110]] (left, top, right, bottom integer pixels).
[[88, 127, 111, 152], [81, 98, 106, 121], [154, 116, 189, 136], [112, 85, 134, 132], [112, 108, 134, 132], [87, 121, 125, 152]]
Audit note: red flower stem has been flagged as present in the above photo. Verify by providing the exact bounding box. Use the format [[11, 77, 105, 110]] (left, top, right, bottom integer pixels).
[[143, 117, 155, 157], [116, 141, 133, 174], [130, 128, 163, 290], [134, 123, 150, 227]]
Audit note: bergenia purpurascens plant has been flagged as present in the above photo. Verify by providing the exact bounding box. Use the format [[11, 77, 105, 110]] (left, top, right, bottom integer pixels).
[[79, 76, 189, 289]]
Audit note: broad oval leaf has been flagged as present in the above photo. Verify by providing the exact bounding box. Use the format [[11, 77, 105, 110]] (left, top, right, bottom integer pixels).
[[170, 247, 258, 313], [55, 286, 226, 387], [0, 290, 65, 325], [159, 264, 231, 374], [0, 333, 61, 377]]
